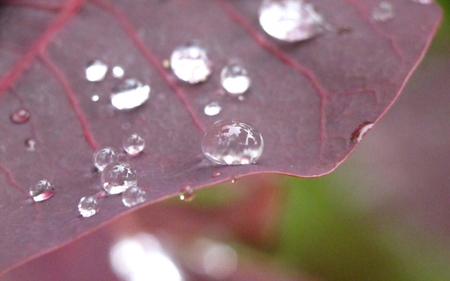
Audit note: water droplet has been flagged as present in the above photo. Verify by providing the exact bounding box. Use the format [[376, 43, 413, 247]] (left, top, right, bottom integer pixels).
[[123, 134, 145, 156], [351, 121, 374, 143], [411, 0, 433, 4], [122, 186, 146, 207], [93, 147, 118, 171], [259, 0, 324, 42], [101, 162, 137, 194], [110, 78, 150, 110], [202, 120, 264, 165], [11, 108, 30, 124], [211, 172, 222, 178], [204, 101, 222, 116], [221, 62, 251, 95], [372, 2, 395, 22], [179, 186, 195, 201], [170, 42, 212, 84], [237, 96, 245, 101], [91, 95, 100, 102], [78, 196, 99, 217], [85, 60, 108, 82], [112, 66, 125, 78], [162, 59, 170, 68], [231, 177, 237, 184], [25, 138, 36, 151], [29, 179, 54, 202]]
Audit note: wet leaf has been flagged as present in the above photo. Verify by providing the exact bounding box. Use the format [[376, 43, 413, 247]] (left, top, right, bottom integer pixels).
[[0, 0, 441, 274]]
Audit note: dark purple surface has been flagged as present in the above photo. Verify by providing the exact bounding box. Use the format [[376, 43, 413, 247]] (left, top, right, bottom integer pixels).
[[0, 0, 441, 274]]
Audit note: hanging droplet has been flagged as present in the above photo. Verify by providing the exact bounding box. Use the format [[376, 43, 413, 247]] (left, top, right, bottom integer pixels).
[[372, 2, 395, 22], [85, 60, 108, 82], [122, 186, 146, 207], [170, 42, 212, 84], [11, 108, 30, 124], [78, 196, 99, 217], [25, 138, 36, 151], [101, 162, 137, 194], [204, 101, 222, 116], [93, 147, 118, 171], [221, 62, 251, 95], [29, 179, 54, 202], [211, 172, 222, 178], [112, 66, 125, 78], [411, 0, 433, 3], [202, 120, 264, 165], [123, 134, 145, 156], [259, 0, 324, 42], [110, 78, 150, 110], [351, 121, 374, 143], [179, 186, 195, 201]]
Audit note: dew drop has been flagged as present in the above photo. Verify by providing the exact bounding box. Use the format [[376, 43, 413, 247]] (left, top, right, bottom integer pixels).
[[11, 108, 30, 124], [91, 95, 100, 102], [204, 101, 222, 116], [25, 138, 36, 151], [122, 186, 146, 207], [93, 147, 118, 171], [351, 121, 374, 143], [30, 179, 54, 202], [78, 196, 99, 217], [211, 172, 222, 178], [231, 177, 237, 184], [202, 120, 264, 165], [221, 62, 251, 95], [101, 162, 137, 194], [179, 186, 195, 201], [411, 0, 433, 4], [259, 0, 324, 42], [110, 78, 150, 110], [123, 134, 145, 156], [85, 60, 108, 82], [372, 2, 395, 22], [170, 42, 212, 84], [112, 66, 125, 78]]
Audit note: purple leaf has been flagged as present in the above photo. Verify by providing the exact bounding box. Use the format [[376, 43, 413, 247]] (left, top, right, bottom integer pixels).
[[0, 0, 441, 274]]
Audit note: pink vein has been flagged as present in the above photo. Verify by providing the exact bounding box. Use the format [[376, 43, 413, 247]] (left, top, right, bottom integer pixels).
[[0, 164, 27, 196], [0, 0, 84, 96], [215, 0, 328, 149], [90, 0, 206, 133], [2, 0, 63, 12], [39, 53, 99, 150]]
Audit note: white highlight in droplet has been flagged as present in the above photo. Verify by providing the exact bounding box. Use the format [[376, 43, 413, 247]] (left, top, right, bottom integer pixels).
[[86, 60, 108, 82]]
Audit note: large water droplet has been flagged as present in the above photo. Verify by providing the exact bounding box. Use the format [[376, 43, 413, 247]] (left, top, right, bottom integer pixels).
[[11, 108, 30, 124], [411, 0, 433, 4], [204, 101, 222, 116], [170, 43, 212, 84], [25, 138, 36, 151], [122, 186, 146, 207], [372, 2, 395, 22], [179, 186, 195, 201], [351, 121, 374, 143], [110, 78, 150, 110], [86, 60, 108, 82], [202, 120, 264, 165], [78, 196, 99, 217], [101, 162, 137, 194], [220, 62, 251, 95], [123, 134, 145, 156], [259, 0, 324, 42], [93, 147, 118, 171], [112, 66, 125, 78], [30, 179, 54, 202]]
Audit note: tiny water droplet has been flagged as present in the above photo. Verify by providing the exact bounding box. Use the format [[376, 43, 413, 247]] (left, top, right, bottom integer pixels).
[[93, 147, 118, 171], [411, 0, 433, 4], [112, 66, 125, 78], [123, 134, 145, 156], [163, 59, 170, 68], [25, 138, 36, 151], [30, 179, 54, 202], [179, 186, 195, 201], [122, 186, 146, 207], [110, 78, 150, 110], [91, 95, 100, 102], [204, 101, 222, 116], [101, 162, 137, 194], [238, 96, 245, 101], [78, 196, 98, 217], [170, 42, 212, 84], [351, 121, 374, 143], [259, 0, 324, 42], [202, 120, 264, 165], [231, 177, 237, 184], [221, 62, 251, 95], [11, 108, 30, 124], [372, 2, 395, 22], [85, 60, 108, 82], [211, 172, 222, 178]]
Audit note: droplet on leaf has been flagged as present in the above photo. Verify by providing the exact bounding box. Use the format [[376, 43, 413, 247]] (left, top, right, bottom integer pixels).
[[372, 2, 395, 22], [123, 134, 145, 156], [78, 196, 99, 217], [204, 101, 222, 116], [29, 179, 54, 202], [112, 66, 125, 78], [351, 121, 374, 143], [220, 62, 251, 95], [93, 147, 118, 171], [259, 0, 324, 42], [25, 138, 36, 151], [91, 95, 100, 102], [101, 162, 137, 194], [179, 186, 195, 201], [110, 78, 150, 110], [170, 42, 212, 84], [122, 186, 146, 207], [202, 120, 264, 165], [11, 108, 30, 124], [85, 60, 108, 82]]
